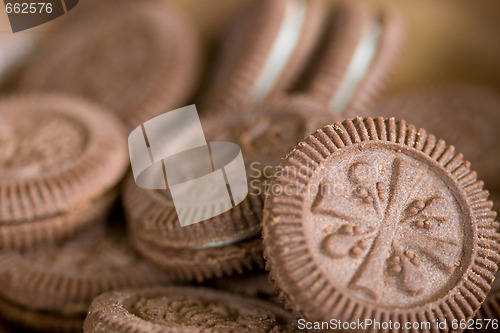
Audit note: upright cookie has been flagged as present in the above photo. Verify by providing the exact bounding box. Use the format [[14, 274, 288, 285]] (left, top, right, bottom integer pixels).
[[0, 220, 170, 332], [263, 117, 500, 332], [0, 94, 128, 249], [201, 0, 326, 111], [202, 0, 405, 117], [301, 1, 405, 116], [124, 97, 336, 282], [19, 0, 201, 129], [364, 85, 500, 192], [84, 286, 297, 333]]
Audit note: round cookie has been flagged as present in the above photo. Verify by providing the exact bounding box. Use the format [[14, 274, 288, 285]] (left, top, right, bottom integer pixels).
[[364, 85, 500, 192], [0, 94, 128, 249], [123, 97, 338, 282], [84, 286, 298, 332], [201, 0, 326, 112], [202, 0, 405, 118], [19, 0, 201, 129], [301, 1, 405, 116], [263, 117, 500, 331], [0, 220, 170, 332]]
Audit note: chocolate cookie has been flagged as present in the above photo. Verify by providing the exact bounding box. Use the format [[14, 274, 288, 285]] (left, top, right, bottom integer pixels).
[[474, 195, 500, 328], [475, 266, 500, 331], [0, 220, 170, 332], [0, 94, 128, 249], [204, 271, 279, 304], [19, 0, 201, 129], [201, 0, 326, 112], [263, 117, 500, 331], [301, 1, 405, 116], [363, 85, 500, 192], [202, 0, 405, 117], [84, 286, 297, 332], [123, 97, 336, 282]]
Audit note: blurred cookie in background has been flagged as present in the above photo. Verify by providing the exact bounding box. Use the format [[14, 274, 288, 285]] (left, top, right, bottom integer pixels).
[[201, 0, 405, 119], [19, 0, 202, 130], [295, 0, 405, 117], [201, 0, 327, 113], [204, 270, 280, 305], [0, 94, 128, 250], [0, 216, 171, 332], [364, 84, 500, 192]]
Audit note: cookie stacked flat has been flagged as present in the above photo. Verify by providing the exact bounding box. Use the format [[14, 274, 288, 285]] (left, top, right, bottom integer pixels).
[[0, 0, 202, 331]]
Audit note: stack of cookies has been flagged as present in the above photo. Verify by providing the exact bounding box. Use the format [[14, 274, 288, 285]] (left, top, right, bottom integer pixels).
[[0, 0, 201, 331], [0, 0, 499, 332]]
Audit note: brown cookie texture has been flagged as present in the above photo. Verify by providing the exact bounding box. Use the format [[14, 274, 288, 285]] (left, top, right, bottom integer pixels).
[[476, 270, 500, 330], [0, 297, 83, 333], [301, 1, 405, 116], [130, 233, 264, 283], [365, 85, 500, 193], [204, 271, 280, 305], [263, 117, 500, 331], [475, 195, 500, 326], [84, 286, 298, 333], [201, 0, 326, 112], [0, 94, 128, 249], [0, 186, 117, 251], [0, 220, 170, 332], [19, 0, 201, 130], [123, 97, 337, 281]]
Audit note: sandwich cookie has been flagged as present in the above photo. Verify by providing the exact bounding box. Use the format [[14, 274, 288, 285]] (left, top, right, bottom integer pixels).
[[263, 117, 500, 331], [202, 0, 405, 118], [84, 286, 298, 333], [201, 0, 326, 112], [297, 0, 405, 116], [123, 97, 336, 282], [365, 85, 500, 193], [19, 0, 201, 130], [0, 220, 171, 332], [0, 94, 128, 250]]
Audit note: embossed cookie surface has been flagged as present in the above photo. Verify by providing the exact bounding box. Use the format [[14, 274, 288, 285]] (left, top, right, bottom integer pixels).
[[84, 286, 297, 332], [263, 117, 500, 330]]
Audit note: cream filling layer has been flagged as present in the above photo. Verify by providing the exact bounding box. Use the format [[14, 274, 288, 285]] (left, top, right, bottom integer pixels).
[[330, 20, 382, 113], [250, 0, 308, 101], [193, 229, 262, 249]]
